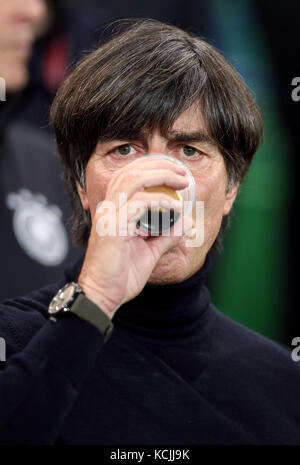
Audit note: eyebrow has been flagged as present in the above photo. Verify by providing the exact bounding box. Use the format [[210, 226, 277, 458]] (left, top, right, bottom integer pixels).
[[100, 130, 217, 148], [166, 130, 216, 147]]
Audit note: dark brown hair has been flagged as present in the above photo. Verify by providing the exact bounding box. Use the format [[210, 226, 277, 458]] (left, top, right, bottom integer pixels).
[[50, 18, 264, 251]]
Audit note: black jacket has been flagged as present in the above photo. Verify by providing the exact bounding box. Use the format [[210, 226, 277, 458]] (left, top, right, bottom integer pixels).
[[0, 254, 299, 445], [0, 97, 80, 300]]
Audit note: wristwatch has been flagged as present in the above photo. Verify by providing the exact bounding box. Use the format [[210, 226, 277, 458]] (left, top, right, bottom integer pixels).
[[48, 282, 114, 342]]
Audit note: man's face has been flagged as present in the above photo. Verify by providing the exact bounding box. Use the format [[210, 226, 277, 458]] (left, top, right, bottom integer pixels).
[[77, 105, 239, 284], [0, 0, 48, 92]]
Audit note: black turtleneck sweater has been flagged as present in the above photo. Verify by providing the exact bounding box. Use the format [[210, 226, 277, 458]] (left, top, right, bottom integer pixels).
[[0, 254, 300, 445]]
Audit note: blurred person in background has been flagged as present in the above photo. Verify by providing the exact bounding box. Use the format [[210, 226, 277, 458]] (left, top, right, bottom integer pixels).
[[0, 0, 49, 92], [18, 0, 114, 131], [0, 0, 82, 300]]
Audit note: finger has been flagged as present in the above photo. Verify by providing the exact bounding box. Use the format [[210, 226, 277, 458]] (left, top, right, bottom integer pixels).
[[108, 170, 189, 207], [130, 191, 183, 210], [108, 158, 187, 194], [122, 195, 183, 225], [120, 157, 187, 176]]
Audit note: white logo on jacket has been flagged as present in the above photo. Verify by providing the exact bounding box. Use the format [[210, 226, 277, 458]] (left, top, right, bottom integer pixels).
[[6, 189, 68, 266]]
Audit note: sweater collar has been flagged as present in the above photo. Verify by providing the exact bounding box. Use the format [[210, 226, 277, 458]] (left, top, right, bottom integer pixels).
[[65, 252, 212, 343]]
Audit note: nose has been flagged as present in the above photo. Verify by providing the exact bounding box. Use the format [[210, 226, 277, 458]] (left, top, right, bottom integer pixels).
[[13, 0, 48, 27]]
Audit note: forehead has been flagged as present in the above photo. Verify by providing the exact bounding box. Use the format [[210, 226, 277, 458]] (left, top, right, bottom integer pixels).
[[141, 105, 217, 149], [139, 104, 212, 143], [171, 105, 205, 132], [94, 101, 215, 147]]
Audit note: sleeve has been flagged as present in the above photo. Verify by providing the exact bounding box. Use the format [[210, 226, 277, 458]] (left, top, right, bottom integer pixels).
[[0, 311, 110, 445]]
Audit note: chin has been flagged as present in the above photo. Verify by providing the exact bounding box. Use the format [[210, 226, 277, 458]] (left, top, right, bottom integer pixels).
[[148, 250, 190, 286]]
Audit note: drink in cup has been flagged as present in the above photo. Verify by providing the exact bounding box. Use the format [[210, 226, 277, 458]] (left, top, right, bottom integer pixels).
[[135, 154, 195, 235]]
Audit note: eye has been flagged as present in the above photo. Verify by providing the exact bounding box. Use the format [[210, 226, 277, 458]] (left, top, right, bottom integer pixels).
[[114, 144, 136, 156], [180, 145, 201, 158]]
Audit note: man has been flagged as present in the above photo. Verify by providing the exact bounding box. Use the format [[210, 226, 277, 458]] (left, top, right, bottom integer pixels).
[[0, 19, 299, 445], [0, 0, 81, 300]]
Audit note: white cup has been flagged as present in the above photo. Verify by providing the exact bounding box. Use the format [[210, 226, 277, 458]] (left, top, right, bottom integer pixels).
[[135, 153, 196, 235]]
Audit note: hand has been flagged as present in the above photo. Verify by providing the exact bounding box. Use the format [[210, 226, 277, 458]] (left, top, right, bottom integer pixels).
[[78, 157, 195, 319]]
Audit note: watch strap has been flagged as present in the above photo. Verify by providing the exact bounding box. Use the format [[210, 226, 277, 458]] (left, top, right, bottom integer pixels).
[[70, 293, 114, 342]]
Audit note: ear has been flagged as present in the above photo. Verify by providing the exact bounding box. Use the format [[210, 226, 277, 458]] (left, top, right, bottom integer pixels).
[[76, 180, 89, 211], [223, 183, 239, 216]]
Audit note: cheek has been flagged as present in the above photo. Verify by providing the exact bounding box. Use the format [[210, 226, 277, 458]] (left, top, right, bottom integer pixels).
[[193, 170, 227, 238], [194, 170, 227, 212], [85, 162, 111, 216]]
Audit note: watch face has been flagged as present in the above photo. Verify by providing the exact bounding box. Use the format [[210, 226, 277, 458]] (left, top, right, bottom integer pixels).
[[48, 282, 77, 315]]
